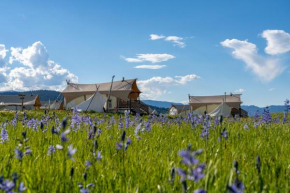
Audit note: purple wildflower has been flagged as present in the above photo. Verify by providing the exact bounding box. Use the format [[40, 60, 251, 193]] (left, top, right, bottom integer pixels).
[[61, 129, 70, 143], [194, 189, 207, 193], [18, 182, 26, 192], [228, 178, 244, 193], [14, 148, 23, 160], [96, 151, 102, 161], [178, 149, 199, 167], [125, 137, 132, 150], [0, 128, 9, 143], [48, 145, 56, 155], [221, 128, 228, 139], [85, 160, 92, 169], [243, 124, 249, 130], [262, 107, 271, 124], [116, 142, 123, 150]]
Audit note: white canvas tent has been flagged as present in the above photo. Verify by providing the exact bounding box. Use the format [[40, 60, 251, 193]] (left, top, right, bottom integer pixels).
[[62, 79, 141, 110], [189, 94, 243, 117], [207, 102, 232, 117], [75, 91, 106, 112]]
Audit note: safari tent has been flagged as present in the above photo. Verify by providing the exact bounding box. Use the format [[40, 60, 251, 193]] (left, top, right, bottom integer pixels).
[[0, 95, 41, 111], [62, 78, 149, 114], [189, 94, 247, 117]]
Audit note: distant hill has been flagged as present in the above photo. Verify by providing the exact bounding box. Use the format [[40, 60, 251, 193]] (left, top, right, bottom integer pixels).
[[0, 90, 63, 101], [241, 105, 286, 116]]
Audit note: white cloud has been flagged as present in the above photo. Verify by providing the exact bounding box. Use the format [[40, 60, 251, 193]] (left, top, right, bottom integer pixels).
[[0, 44, 8, 66], [138, 74, 200, 99], [124, 54, 175, 63], [150, 34, 186, 48], [134, 65, 166, 69], [0, 41, 78, 91], [221, 38, 284, 82], [150, 34, 165, 40], [262, 30, 290, 55], [165, 36, 185, 48], [235, 88, 245, 93], [268, 88, 275, 91]]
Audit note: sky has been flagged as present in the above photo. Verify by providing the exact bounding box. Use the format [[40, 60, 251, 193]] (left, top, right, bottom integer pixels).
[[0, 0, 290, 107]]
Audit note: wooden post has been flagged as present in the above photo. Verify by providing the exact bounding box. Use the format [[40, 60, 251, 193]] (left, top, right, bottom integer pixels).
[[19, 93, 25, 112]]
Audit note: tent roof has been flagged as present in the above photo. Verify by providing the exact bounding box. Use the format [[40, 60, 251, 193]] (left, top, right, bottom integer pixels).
[[189, 94, 242, 104], [189, 94, 242, 110], [62, 78, 141, 103], [0, 95, 40, 106]]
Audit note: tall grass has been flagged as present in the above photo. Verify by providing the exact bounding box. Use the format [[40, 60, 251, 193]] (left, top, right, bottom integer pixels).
[[0, 111, 290, 192]]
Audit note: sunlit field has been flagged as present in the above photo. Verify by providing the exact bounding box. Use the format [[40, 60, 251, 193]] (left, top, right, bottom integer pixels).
[[1, 103, 290, 192]]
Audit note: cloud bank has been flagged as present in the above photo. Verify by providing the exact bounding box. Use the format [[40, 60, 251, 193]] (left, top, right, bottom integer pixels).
[[138, 74, 200, 99], [0, 41, 78, 91]]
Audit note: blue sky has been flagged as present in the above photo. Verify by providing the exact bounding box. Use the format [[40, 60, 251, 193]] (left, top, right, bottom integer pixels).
[[0, 0, 290, 106]]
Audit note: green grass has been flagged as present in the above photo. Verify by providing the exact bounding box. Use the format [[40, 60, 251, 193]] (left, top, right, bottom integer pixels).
[[1, 111, 290, 192]]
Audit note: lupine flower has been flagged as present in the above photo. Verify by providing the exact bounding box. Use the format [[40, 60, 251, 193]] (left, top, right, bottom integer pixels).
[[125, 117, 130, 128], [145, 121, 151, 132], [118, 118, 123, 129], [61, 129, 70, 143], [85, 160, 92, 169], [0, 128, 9, 143], [15, 148, 23, 160], [125, 137, 131, 150], [228, 178, 244, 193], [18, 182, 26, 192], [200, 128, 209, 139], [262, 107, 271, 124], [68, 145, 77, 161], [221, 128, 228, 139], [96, 151, 102, 161], [116, 142, 123, 150], [134, 123, 141, 136], [0, 179, 15, 192], [48, 145, 56, 155], [176, 168, 187, 182], [178, 149, 199, 167], [24, 148, 32, 155], [243, 124, 249, 130], [187, 163, 206, 182], [194, 189, 207, 193]]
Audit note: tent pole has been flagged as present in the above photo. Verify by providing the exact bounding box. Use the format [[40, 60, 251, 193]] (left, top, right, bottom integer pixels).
[[86, 85, 99, 112], [106, 75, 115, 112]]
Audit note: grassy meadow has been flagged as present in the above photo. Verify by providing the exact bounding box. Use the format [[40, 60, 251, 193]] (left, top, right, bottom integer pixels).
[[0, 109, 290, 192]]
